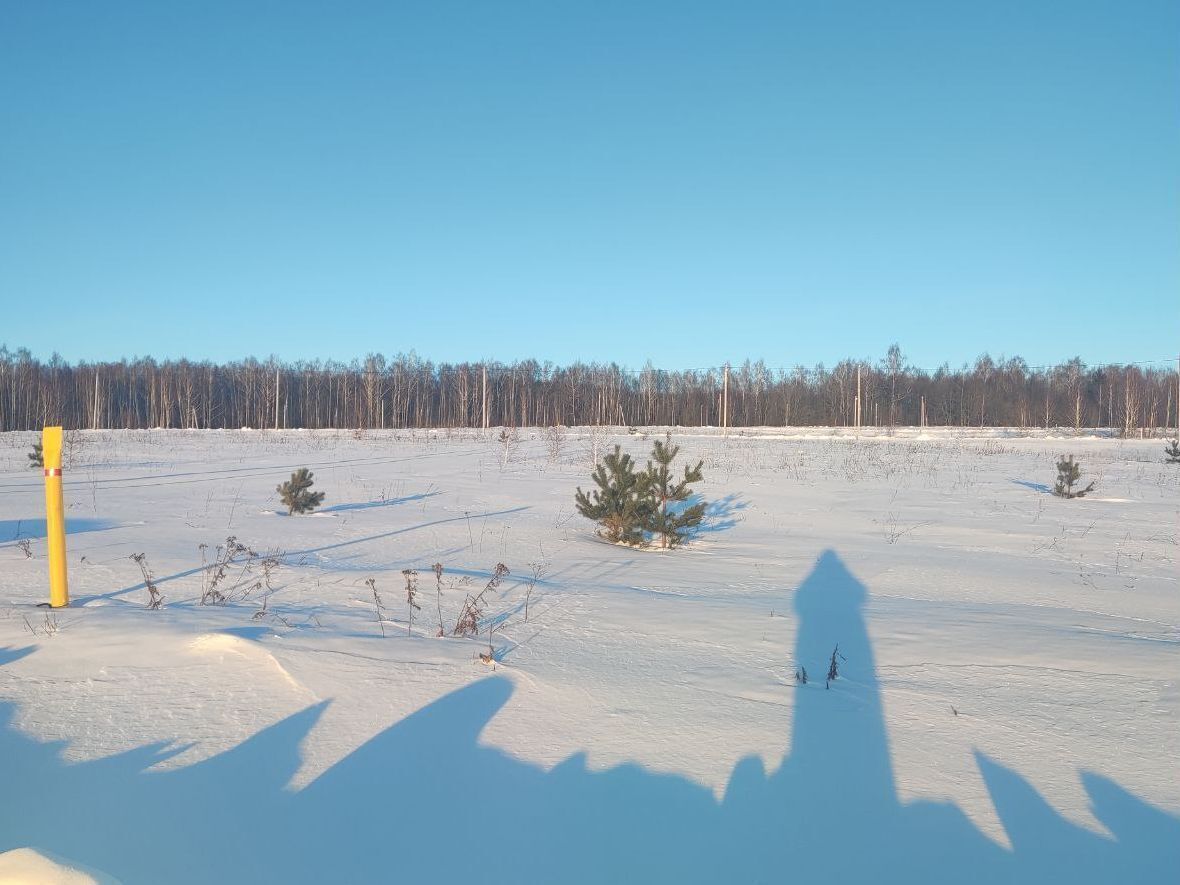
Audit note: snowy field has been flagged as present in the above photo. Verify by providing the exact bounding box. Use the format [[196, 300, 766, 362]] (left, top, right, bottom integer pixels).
[[0, 427, 1177, 883]]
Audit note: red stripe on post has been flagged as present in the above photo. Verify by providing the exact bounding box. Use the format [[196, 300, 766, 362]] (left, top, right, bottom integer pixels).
[[44, 468, 62, 477]]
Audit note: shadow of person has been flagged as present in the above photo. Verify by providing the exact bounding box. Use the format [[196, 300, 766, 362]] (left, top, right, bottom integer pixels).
[[1, 553, 1177, 884], [721, 549, 1009, 882]]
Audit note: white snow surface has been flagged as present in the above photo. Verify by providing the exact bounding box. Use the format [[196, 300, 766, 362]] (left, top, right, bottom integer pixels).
[[0, 426, 1176, 883], [0, 848, 122, 885]]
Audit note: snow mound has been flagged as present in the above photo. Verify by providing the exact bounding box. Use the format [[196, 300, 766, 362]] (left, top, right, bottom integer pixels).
[[189, 633, 306, 693], [0, 848, 123, 885]]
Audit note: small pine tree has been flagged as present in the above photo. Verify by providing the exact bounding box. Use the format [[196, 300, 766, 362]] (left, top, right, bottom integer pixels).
[[644, 435, 706, 549], [575, 446, 652, 545], [28, 441, 43, 468], [277, 468, 325, 514], [1165, 439, 1180, 464], [1052, 454, 1094, 499]]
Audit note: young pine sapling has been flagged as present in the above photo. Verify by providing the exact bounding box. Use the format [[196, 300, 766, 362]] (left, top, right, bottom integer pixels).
[[1052, 455, 1095, 499], [277, 468, 325, 515], [644, 435, 706, 549], [575, 446, 652, 546]]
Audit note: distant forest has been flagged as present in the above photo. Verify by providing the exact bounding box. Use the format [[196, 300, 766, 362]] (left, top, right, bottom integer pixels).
[[0, 345, 1175, 433]]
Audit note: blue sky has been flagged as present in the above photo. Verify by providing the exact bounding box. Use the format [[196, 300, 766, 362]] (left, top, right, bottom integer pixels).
[[1, 1, 1177, 371]]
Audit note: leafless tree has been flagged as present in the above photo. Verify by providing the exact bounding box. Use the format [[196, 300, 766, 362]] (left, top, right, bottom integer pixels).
[[1, 346, 1174, 433]]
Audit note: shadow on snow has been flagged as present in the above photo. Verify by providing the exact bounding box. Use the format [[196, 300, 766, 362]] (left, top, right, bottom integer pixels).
[[319, 491, 442, 514], [1012, 480, 1053, 495], [696, 491, 747, 534], [2, 551, 1176, 883], [0, 518, 121, 544], [73, 506, 529, 606]]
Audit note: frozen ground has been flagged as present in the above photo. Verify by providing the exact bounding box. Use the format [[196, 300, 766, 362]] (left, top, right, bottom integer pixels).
[[0, 426, 1176, 883]]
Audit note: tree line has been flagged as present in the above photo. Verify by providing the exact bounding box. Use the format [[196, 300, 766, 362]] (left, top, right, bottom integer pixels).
[[0, 345, 1175, 433]]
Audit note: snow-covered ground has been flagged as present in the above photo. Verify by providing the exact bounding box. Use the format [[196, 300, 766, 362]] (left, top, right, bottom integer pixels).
[[0, 427, 1176, 883]]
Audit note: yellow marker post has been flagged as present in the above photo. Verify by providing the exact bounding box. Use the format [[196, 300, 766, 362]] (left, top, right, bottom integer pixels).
[[42, 426, 69, 607]]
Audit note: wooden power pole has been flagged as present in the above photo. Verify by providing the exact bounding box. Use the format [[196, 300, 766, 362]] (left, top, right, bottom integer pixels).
[[482, 365, 488, 429], [856, 365, 862, 431], [722, 363, 729, 435], [92, 371, 100, 430]]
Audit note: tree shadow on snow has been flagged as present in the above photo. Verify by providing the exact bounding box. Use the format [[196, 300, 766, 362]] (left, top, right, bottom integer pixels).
[[1, 553, 1177, 884], [1012, 480, 1053, 495], [73, 506, 529, 606], [319, 491, 441, 513], [683, 492, 747, 538]]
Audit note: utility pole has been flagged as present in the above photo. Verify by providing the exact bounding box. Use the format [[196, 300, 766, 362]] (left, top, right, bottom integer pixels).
[[482, 364, 488, 429], [856, 365, 862, 431], [274, 367, 280, 430], [92, 371, 100, 430], [1174, 352, 1179, 440], [722, 363, 729, 435]]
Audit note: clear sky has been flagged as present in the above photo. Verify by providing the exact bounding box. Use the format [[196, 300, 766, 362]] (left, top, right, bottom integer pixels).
[[1, 1, 1177, 371]]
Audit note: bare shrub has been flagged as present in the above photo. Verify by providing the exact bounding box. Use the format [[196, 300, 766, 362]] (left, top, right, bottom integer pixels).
[[431, 562, 445, 636], [524, 560, 547, 622], [453, 563, 509, 637], [23, 611, 59, 637], [402, 568, 420, 636], [882, 512, 930, 544], [825, 644, 845, 689], [546, 425, 566, 463], [366, 577, 387, 637], [498, 428, 516, 470], [199, 536, 258, 604], [129, 552, 163, 609]]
